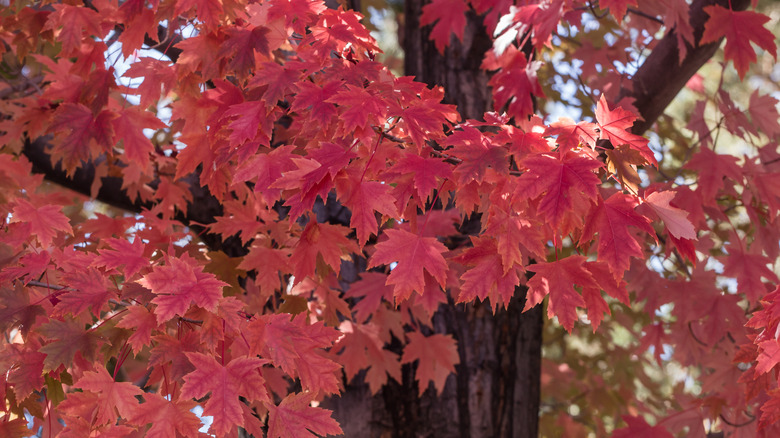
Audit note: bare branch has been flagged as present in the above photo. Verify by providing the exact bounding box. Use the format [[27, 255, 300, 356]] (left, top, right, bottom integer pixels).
[[22, 137, 245, 256], [626, 0, 751, 135]]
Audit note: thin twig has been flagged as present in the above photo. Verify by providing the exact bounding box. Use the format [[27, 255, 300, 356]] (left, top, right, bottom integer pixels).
[[626, 8, 664, 25]]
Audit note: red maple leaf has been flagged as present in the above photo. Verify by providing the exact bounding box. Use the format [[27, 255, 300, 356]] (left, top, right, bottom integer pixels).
[[0, 416, 31, 438], [291, 276, 352, 327], [637, 323, 670, 365], [266, 0, 325, 34], [208, 199, 267, 245], [748, 91, 780, 139], [759, 389, 780, 430], [122, 57, 178, 109], [701, 5, 777, 79], [719, 238, 779, 303], [0, 250, 50, 286], [410, 272, 449, 318], [139, 254, 229, 323], [644, 191, 697, 240], [325, 85, 388, 136], [343, 272, 395, 323], [455, 236, 519, 311], [368, 229, 449, 301], [115, 6, 156, 56], [238, 241, 291, 295], [290, 221, 358, 281], [595, 95, 655, 165], [580, 261, 628, 331], [334, 321, 401, 393], [272, 143, 356, 219], [48, 103, 115, 174], [250, 61, 300, 108], [6, 344, 46, 400], [233, 144, 297, 204], [336, 173, 398, 246], [148, 332, 201, 385], [308, 8, 379, 56], [484, 205, 546, 268], [401, 331, 459, 395], [37, 318, 102, 372], [174, 32, 223, 78], [154, 177, 195, 215], [420, 0, 467, 53], [221, 102, 268, 147], [111, 107, 166, 169], [581, 193, 654, 277], [43, 4, 104, 56], [515, 151, 601, 228], [581, 286, 610, 332], [94, 237, 149, 279], [115, 305, 158, 354], [391, 153, 453, 202], [524, 256, 595, 332], [266, 392, 343, 438], [127, 392, 201, 438], [290, 80, 341, 128], [217, 26, 270, 77], [246, 313, 342, 394], [180, 352, 269, 437], [11, 199, 72, 248], [0, 284, 47, 339], [74, 366, 143, 426], [683, 146, 743, 203], [545, 117, 599, 151], [57, 391, 101, 432], [483, 46, 544, 120], [446, 126, 508, 184], [396, 90, 458, 152], [599, 0, 637, 20], [175, 0, 223, 30], [54, 268, 114, 318]]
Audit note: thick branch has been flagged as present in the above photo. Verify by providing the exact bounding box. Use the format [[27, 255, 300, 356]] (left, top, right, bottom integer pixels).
[[23, 137, 144, 213], [626, 0, 750, 135], [22, 137, 244, 255]]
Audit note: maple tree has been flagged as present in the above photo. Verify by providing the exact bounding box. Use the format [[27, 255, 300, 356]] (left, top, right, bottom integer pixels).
[[0, 0, 778, 435]]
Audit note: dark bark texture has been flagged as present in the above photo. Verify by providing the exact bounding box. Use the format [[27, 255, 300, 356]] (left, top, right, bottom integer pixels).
[[625, 0, 750, 135]]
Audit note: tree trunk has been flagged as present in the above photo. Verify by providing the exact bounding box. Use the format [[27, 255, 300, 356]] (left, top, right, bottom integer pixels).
[[323, 2, 544, 437]]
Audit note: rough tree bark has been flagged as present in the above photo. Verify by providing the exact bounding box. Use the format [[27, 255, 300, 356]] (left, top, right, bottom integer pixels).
[[14, 0, 749, 436]]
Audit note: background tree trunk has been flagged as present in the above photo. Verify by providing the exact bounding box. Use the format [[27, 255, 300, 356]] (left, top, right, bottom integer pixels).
[[322, 2, 544, 437]]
